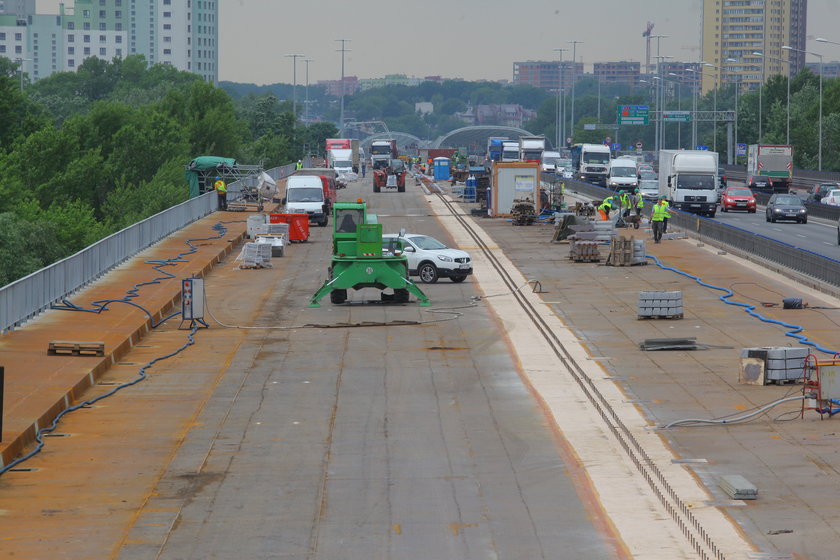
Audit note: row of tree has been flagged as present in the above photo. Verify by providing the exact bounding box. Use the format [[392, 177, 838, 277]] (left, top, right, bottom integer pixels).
[[0, 56, 336, 287]]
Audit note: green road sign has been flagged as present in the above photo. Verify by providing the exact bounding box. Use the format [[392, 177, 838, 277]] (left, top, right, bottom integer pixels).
[[662, 111, 691, 122], [617, 105, 649, 125]]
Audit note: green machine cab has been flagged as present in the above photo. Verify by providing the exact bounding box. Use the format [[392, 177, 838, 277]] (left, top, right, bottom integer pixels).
[[309, 200, 430, 307]]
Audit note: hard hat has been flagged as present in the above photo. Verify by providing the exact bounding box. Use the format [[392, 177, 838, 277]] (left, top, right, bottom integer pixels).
[[618, 190, 625, 194], [659, 195, 667, 200], [215, 176, 220, 180]]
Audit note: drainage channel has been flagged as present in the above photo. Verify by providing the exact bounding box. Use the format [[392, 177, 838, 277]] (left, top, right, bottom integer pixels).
[[431, 188, 727, 560]]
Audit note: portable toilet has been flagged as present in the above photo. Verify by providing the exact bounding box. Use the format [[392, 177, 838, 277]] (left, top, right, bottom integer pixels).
[[433, 157, 451, 181]]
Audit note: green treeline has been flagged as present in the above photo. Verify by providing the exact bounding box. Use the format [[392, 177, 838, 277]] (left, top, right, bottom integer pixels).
[[0, 55, 336, 287]]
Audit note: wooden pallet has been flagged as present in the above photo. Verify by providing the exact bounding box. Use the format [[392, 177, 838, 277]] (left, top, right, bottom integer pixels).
[[48, 341, 105, 357], [637, 314, 684, 320], [570, 257, 601, 263]]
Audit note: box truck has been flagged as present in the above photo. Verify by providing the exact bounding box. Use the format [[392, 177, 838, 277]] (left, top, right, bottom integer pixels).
[[746, 144, 793, 193], [658, 150, 718, 217]]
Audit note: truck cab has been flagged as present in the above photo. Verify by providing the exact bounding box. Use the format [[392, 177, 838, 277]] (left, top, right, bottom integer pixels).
[[570, 144, 611, 186], [608, 157, 639, 190], [659, 150, 718, 217], [501, 141, 519, 162], [283, 175, 330, 227]]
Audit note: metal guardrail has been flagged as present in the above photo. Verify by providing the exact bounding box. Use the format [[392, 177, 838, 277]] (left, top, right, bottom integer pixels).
[[564, 178, 840, 290], [0, 163, 301, 333]]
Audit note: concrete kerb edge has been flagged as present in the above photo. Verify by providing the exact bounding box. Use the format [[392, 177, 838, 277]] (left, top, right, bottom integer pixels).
[[0, 228, 245, 470]]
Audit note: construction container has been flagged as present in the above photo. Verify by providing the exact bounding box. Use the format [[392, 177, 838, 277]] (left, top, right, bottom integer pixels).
[[269, 213, 310, 242]]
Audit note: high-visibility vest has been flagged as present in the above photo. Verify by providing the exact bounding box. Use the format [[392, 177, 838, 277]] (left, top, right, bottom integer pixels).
[[635, 194, 644, 208], [619, 193, 630, 208], [652, 201, 670, 221], [215, 179, 227, 193], [598, 197, 614, 211]]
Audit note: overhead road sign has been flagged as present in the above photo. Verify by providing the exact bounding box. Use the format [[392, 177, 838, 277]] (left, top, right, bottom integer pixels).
[[617, 105, 649, 125], [662, 111, 691, 122]]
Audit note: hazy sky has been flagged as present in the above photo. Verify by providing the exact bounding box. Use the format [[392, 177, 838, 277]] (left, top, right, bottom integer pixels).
[[39, 0, 840, 85]]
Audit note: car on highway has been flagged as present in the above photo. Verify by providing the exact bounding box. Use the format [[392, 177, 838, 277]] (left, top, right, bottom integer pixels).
[[382, 233, 472, 283], [638, 173, 659, 200], [718, 168, 728, 188], [807, 182, 840, 203], [765, 193, 808, 223], [822, 189, 840, 206], [720, 186, 756, 213]]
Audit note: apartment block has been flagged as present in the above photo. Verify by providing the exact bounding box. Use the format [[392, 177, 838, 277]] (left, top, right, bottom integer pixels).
[[513, 60, 583, 93], [701, 0, 807, 94], [0, 0, 218, 83]]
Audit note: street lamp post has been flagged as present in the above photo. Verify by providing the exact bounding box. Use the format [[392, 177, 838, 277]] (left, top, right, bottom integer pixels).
[[653, 54, 673, 152], [668, 73, 682, 148], [784, 45, 823, 170], [284, 53, 304, 121], [14, 57, 32, 92], [336, 38, 351, 133], [753, 51, 791, 144], [567, 40, 582, 141], [304, 58, 314, 124], [554, 48, 567, 150], [704, 63, 722, 153]]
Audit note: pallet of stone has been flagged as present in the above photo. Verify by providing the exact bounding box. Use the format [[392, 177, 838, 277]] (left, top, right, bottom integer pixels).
[[48, 341, 105, 357], [607, 237, 648, 266], [719, 475, 758, 500], [568, 239, 601, 262], [637, 290, 683, 319]]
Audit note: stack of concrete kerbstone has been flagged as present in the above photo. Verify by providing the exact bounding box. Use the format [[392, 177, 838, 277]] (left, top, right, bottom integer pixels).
[[739, 346, 808, 384], [637, 290, 684, 319]]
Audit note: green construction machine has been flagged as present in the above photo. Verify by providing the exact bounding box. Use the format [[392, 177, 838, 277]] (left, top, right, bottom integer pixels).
[[309, 200, 430, 307]]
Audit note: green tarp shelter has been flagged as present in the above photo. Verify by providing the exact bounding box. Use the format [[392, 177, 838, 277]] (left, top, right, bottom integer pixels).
[[185, 156, 237, 198]]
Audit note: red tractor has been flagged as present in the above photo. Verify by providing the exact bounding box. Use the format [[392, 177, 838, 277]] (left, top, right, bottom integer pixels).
[[373, 160, 406, 193]]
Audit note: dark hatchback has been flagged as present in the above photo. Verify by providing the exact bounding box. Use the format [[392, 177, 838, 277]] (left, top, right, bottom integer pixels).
[[766, 193, 808, 223]]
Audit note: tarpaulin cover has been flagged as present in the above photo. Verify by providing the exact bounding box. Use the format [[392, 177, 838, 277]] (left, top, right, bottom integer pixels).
[[185, 156, 237, 198]]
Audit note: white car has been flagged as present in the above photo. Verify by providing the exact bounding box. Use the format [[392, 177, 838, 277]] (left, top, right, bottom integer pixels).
[[382, 233, 472, 283], [822, 189, 840, 206]]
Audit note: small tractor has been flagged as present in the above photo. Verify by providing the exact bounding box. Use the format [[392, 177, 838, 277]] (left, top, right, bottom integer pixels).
[[373, 160, 407, 193], [309, 200, 429, 307]]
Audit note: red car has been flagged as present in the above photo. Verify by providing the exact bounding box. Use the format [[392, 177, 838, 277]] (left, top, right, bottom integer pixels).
[[720, 186, 756, 213]]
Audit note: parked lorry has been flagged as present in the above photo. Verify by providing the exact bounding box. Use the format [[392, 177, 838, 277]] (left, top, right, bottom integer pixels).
[[370, 139, 398, 170], [608, 157, 639, 190], [519, 136, 546, 163], [487, 137, 507, 163], [746, 144, 793, 193], [570, 143, 611, 186], [329, 148, 354, 176], [501, 141, 520, 162], [658, 149, 719, 217]]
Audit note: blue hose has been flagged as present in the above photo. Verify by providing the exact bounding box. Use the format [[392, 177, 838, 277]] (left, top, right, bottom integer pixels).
[[51, 221, 234, 327], [647, 254, 839, 355], [1, 220, 242, 476], [0, 325, 200, 475]]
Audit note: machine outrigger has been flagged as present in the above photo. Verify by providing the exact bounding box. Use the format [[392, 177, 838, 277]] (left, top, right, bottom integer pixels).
[[309, 200, 430, 307]]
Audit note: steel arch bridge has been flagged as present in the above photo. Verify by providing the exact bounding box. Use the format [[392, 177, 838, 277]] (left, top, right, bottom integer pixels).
[[359, 132, 427, 153], [431, 125, 543, 150]]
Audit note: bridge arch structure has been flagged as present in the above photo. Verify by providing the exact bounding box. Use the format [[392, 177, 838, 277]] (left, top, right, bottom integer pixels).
[[432, 125, 546, 151]]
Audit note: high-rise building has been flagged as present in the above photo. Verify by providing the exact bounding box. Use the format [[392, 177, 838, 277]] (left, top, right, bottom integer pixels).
[[0, 0, 217, 83], [593, 61, 640, 87], [701, 0, 807, 94], [513, 60, 583, 93]]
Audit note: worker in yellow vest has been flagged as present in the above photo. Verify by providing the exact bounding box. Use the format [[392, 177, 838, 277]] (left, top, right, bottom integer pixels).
[[651, 196, 674, 243], [598, 195, 615, 221], [214, 176, 227, 211]]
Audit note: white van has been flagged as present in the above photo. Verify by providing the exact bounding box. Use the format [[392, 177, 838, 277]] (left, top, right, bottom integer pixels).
[[608, 157, 639, 191], [283, 175, 328, 226]]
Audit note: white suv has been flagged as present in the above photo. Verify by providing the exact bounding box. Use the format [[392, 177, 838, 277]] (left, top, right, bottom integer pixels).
[[382, 233, 472, 283]]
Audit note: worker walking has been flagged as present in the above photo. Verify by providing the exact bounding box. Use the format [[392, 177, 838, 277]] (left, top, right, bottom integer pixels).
[[598, 195, 615, 221], [361, 159, 366, 178], [651, 196, 674, 243], [214, 176, 228, 211], [633, 188, 644, 217], [618, 190, 631, 218]]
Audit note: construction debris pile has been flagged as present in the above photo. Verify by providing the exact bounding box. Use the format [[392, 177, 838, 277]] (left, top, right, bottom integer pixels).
[[510, 198, 536, 226]]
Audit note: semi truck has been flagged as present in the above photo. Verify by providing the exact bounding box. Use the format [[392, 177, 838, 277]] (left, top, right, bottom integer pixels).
[[746, 144, 793, 193], [570, 143, 611, 186], [370, 139, 398, 170], [518, 136, 546, 163], [658, 149, 718, 217], [501, 141, 519, 162], [487, 137, 507, 163]]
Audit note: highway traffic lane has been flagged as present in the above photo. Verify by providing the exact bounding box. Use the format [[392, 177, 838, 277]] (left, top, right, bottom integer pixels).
[[712, 210, 840, 255], [118, 176, 624, 560]]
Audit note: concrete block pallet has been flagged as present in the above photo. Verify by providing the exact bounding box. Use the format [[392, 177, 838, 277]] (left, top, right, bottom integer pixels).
[[637, 290, 684, 319]]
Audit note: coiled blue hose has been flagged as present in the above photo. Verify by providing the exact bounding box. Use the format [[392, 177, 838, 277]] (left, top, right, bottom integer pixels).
[[646, 254, 839, 355], [1, 220, 241, 476]]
